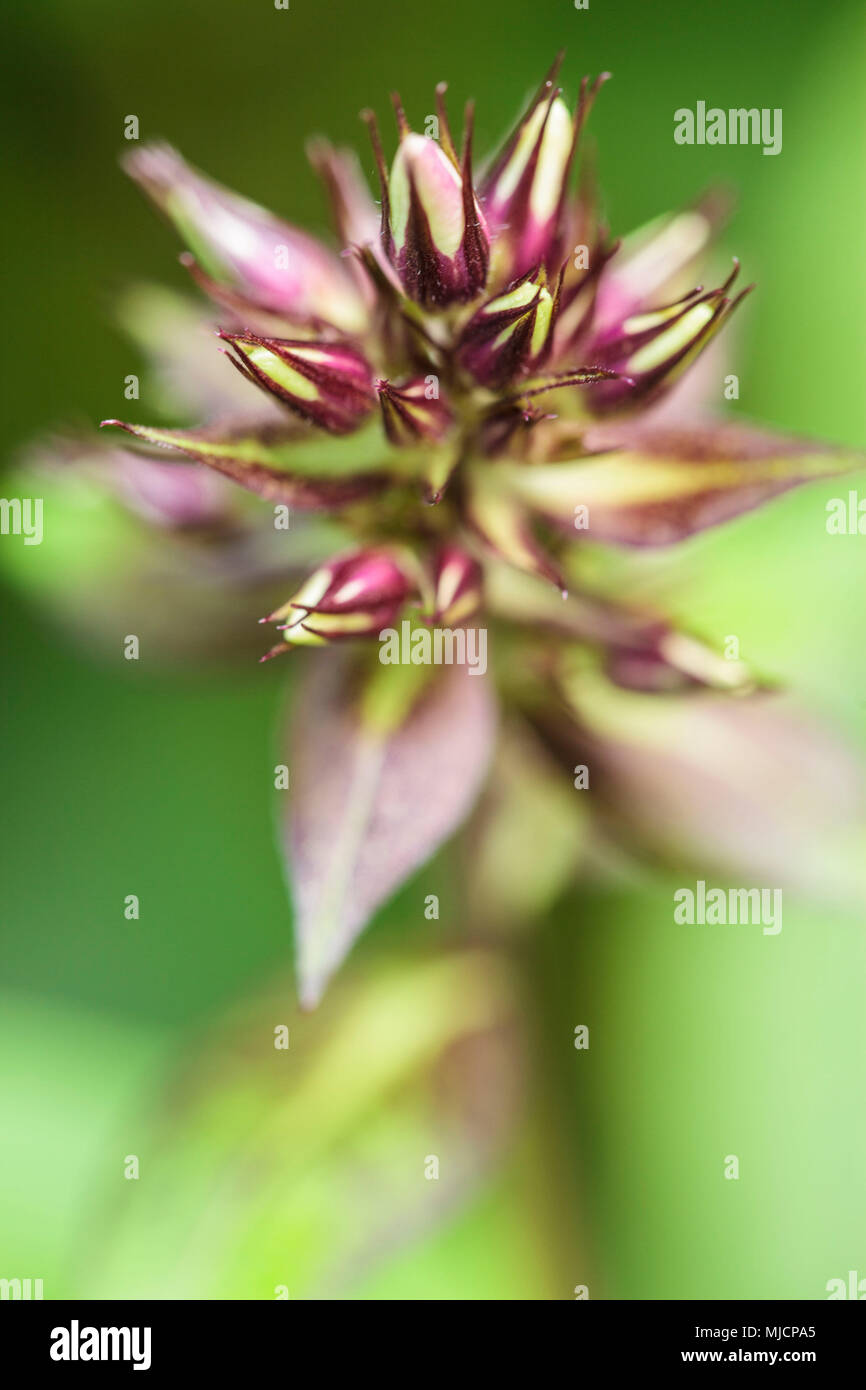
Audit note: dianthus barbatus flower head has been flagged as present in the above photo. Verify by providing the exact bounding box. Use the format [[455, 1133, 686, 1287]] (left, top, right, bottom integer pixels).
[[103, 57, 861, 662], [91, 57, 866, 1004]]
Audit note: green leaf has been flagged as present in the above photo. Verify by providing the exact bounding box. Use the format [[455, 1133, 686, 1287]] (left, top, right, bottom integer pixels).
[[463, 722, 587, 929], [77, 953, 520, 1298]]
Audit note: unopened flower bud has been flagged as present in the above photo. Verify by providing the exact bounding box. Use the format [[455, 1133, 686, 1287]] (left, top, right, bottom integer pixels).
[[368, 99, 489, 308], [260, 549, 415, 656], [376, 378, 453, 447], [457, 266, 560, 389], [424, 546, 483, 626], [218, 332, 376, 434], [482, 61, 607, 282], [593, 195, 729, 335], [585, 263, 751, 413]]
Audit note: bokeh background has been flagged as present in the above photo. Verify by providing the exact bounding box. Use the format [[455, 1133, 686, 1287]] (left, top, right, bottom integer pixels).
[[2, 0, 865, 1299]]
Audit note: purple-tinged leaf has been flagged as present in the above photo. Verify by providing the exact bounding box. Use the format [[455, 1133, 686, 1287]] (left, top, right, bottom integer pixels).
[[539, 661, 866, 905], [483, 560, 754, 692], [100, 418, 390, 507], [499, 420, 866, 546], [284, 652, 497, 1006]]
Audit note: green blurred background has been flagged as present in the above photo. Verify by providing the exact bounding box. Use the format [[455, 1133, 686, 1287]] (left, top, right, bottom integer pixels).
[[1, 0, 865, 1299]]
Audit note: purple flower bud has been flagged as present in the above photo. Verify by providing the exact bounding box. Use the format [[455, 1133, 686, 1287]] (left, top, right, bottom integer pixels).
[[424, 545, 483, 626], [457, 266, 561, 389], [376, 377, 453, 447], [593, 194, 730, 336], [481, 59, 608, 283], [217, 332, 376, 434], [584, 263, 753, 413], [260, 549, 415, 656], [367, 97, 489, 309], [124, 143, 367, 333]]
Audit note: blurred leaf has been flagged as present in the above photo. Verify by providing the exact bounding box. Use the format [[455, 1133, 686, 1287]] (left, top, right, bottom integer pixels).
[[284, 653, 498, 1005], [99, 418, 394, 506], [465, 464, 566, 588], [80, 952, 521, 1299], [0, 450, 336, 666], [116, 284, 288, 423], [502, 419, 865, 545], [0, 993, 167, 1296], [463, 721, 587, 929], [550, 659, 866, 905]]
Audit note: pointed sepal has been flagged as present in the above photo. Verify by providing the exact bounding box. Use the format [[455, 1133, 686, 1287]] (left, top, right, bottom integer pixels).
[[376, 377, 454, 447]]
